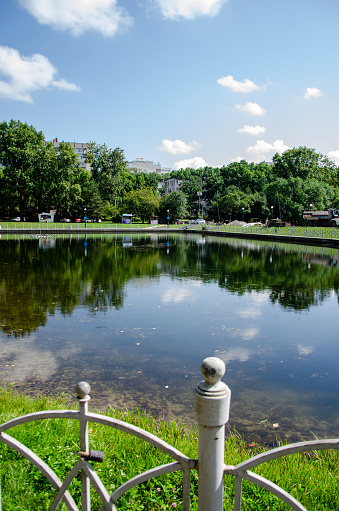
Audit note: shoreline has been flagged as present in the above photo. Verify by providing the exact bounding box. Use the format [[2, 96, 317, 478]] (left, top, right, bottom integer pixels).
[[1, 224, 339, 248]]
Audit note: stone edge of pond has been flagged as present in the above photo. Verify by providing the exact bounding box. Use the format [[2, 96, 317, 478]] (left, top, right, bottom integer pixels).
[[2, 226, 339, 249]]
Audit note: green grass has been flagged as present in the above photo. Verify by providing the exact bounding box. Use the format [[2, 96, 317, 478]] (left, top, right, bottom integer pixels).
[[209, 223, 339, 240], [0, 387, 338, 510], [0, 221, 152, 230], [2, 221, 339, 241]]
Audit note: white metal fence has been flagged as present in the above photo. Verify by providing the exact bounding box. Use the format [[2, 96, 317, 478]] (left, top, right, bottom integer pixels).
[[186, 223, 339, 241], [0, 357, 338, 510], [2, 222, 339, 241]]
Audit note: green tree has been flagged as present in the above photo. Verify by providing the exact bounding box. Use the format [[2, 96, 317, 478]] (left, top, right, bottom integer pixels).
[[203, 167, 224, 202], [179, 175, 203, 216], [50, 141, 85, 217], [272, 147, 338, 184], [123, 188, 160, 223], [0, 120, 46, 218], [219, 186, 253, 220], [81, 177, 105, 220], [85, 143, 127, 203], [265, 176, 339, 223], [160, 190, 189, 221]]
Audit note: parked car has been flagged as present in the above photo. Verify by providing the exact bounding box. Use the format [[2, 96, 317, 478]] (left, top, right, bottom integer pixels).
[[75, 218, 81, 222], [190, 219, 206, 224], [60, 218, 71, 222], [11, 217, 21, 221]]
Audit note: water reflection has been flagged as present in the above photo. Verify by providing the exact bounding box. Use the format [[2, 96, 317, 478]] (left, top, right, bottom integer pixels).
[[0, 233, 338, 444]]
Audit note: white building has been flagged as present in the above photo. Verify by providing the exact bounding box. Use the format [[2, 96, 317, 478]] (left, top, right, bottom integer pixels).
[[127, 158, 171, 175], [50, 139, 91, 171], [163, 178, 182, 194]]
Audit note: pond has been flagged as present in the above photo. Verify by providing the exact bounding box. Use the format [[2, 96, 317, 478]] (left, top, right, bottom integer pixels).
[[0, 232, 338, 445]]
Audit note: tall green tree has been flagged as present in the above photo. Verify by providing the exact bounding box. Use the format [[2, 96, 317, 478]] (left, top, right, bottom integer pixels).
[[0, 120, 46, 218], [160, 190, 189, 221], [272, 147, 338, 184], [219, 186, 253, 220], [180, 175, 203, 216], [50, 141, 84, 217], [80, 176, 105, 220], [85, 143, 127, 203], [123, 188, 160, 223]]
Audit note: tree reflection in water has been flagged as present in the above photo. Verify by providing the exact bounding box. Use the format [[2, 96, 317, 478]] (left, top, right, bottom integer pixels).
[[0, 234, 338, 443]]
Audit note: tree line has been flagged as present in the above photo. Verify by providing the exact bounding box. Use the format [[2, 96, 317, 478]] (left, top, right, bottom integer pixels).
[[1, 119, 338, 223]]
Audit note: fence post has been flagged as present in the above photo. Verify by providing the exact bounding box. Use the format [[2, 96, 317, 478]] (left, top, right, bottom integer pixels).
[[194, 357, 231, 511], [76, 381, 91, 511]]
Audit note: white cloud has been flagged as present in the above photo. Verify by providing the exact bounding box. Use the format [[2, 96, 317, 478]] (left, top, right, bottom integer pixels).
[[173, 156, 207, 170], [237, 307, 262, 319], [159, 138, 200, 154], [218, 347, 253, 363], [161, 287, 192, 303], [217, 75, 261, 93], [328, 150, 339, 165], [237, 125, 266, 136], [245, 139, 290, 163], [235, 102, 266, 116], [0, 46, 81, 103], [0, 334, 79, 383], [297, 343, 314, 356], [304, 87, 322, 99], [19, 0, 133, 37], [155, 0, 226, 19], [52, 78, 81, 91]]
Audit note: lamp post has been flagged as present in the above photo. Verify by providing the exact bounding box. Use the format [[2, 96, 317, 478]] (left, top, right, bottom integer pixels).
[[197, 191, 202, 218], [242, 207, 245, 222], [216, 193, 220, 224], [84, 207, 87, 229], [228, 212, 232, 223], [270, 205, 273, 219], [310, 203, 313, 211], [167, 209, 170, 228]]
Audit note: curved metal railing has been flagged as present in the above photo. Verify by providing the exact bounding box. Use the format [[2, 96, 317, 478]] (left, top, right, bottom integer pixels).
[[0, 360, 338, 511], [224, 439, 339, 511], [0, 383, 197, 511]]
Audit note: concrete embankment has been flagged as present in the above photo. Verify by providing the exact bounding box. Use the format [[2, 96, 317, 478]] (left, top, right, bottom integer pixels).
[[2, 226, 339, 248]]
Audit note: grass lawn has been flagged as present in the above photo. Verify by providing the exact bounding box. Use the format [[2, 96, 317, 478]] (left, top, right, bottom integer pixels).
[[0, 387, 338, 510]]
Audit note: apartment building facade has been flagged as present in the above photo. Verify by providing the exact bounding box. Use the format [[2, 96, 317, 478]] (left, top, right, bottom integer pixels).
[[127, 158, 171, 175], [50, 139, 91, 171]]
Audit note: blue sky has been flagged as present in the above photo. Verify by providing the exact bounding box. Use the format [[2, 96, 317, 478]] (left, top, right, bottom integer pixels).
[[1, 0, 339, 170]]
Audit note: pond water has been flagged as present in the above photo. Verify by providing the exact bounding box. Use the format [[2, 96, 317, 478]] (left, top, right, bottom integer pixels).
[[0, 232, 338, 445]]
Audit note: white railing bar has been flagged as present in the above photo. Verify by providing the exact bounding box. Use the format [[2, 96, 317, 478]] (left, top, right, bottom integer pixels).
[[228, 439, 339, 472], [106, 461, 194, 505], [0, 409, 191, 463], [83, 461, 115, 511], [233, 475, 242, 511], [182, 466, 191, 511], [50, 460, 85, 511], [50, 459, 115, 511], [79, 395, 90, 511], [0, 432, 78, 511], [244, 470, 308, 511], [0, 410, 79, 432], [83, 412, 193, 463]]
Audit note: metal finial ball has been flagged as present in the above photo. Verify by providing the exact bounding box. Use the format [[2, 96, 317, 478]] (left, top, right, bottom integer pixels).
[[76, 381, 91, 399], [200, 357, 225, 385]]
